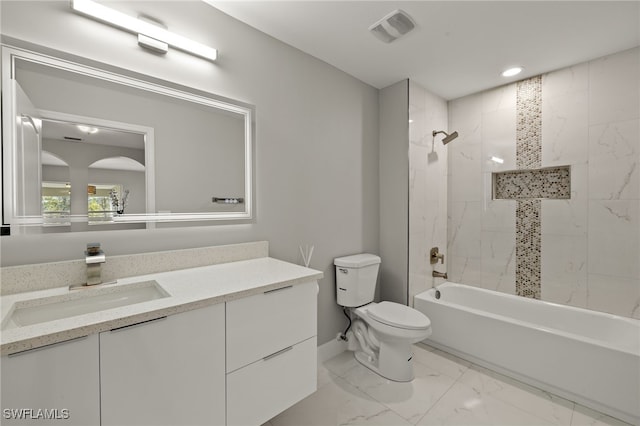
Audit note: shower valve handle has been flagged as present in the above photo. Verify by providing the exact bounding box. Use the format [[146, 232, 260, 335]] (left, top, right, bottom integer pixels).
[[430, 247, 445, 264]]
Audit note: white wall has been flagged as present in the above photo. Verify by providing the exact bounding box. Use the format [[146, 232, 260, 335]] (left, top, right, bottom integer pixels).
[[408, 81, 448, 305], [447, 47, 639, 319], [0, 1, 380, 345]]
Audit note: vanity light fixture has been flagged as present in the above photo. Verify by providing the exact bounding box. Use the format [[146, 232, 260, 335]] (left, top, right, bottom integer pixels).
[[71, 0, 218, 62], [501, 66, 523, 77], [490, 156, 505, 164]]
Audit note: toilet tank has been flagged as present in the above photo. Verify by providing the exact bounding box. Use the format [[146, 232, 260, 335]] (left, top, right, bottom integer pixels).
[[334, 254, 381, 307]]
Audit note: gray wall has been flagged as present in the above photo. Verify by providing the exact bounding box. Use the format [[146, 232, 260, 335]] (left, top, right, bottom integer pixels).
[[378, 80, 409, 304], [0, 1, 380, 346]]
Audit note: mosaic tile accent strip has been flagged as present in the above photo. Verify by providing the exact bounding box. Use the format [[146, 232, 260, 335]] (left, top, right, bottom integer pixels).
[[515, 76, 543, 299], [516, 76, 542, 170], [493, 166, 571, 200], [516, 199, 541, 299]]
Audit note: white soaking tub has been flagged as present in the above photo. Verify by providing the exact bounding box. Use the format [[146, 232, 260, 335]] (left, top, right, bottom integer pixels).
[[414, 282, 640, 424]]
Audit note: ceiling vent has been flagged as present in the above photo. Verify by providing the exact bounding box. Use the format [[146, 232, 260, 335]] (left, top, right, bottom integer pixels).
[[369, 9, 416, 43]]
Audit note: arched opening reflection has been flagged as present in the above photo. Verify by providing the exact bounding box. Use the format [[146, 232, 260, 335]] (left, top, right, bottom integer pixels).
[[88, 156, 146, 223]]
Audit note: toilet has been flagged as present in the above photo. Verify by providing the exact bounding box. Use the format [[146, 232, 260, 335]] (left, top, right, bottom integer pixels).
[[335, 253, 432, 382]]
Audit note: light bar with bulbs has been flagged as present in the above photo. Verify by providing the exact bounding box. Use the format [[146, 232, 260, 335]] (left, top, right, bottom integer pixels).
[[71, 0, 217, 62]]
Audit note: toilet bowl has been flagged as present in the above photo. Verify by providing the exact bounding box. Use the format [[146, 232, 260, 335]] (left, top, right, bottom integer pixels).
[[334, 253, 432, 382], [348, 301, 431, 382]]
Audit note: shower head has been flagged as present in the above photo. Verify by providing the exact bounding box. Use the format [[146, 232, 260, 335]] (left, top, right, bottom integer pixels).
[[442, 131, 458, 144], [432, 130, 459, 145]]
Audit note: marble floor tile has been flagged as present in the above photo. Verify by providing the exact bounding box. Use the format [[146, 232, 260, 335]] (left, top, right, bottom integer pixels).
[[341, 361, 457, 424], [416, 382, 554, 426], [270, 375, 413, 426], [323, 350, 359, 377], [270, 345, 633, 426], [457, 365, 574, 425], [412, 344, 471, 380], [318, 359, 338, 389]]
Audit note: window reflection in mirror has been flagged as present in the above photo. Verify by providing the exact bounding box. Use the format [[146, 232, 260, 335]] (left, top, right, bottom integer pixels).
[[41, 181, 70, 226], [39, 117, 148, 227], [88, 184, 125, 224]]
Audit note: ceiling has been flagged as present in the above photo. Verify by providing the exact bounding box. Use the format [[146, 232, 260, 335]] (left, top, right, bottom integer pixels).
[[41, 120, 146, 171], [206, 1, 640, 100], [42, 120, 145, 150]]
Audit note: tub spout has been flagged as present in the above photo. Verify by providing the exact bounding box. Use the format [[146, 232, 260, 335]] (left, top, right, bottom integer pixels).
[[432, 270, 448, 279]]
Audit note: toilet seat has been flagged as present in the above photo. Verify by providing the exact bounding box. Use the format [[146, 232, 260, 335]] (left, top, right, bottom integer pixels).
[[367, 301, 431, 330]]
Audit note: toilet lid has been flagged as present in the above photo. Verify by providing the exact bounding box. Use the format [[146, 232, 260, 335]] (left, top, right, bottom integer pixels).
[[367, 301, 431, 330]]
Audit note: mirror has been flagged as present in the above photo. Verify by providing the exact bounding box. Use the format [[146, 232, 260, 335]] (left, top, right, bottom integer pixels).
[[2, 43, 254, 232], [39, 117, 148, 229]]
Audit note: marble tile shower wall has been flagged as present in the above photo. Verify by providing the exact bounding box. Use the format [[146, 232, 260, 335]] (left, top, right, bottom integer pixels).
[[408, 82, 448, 306], [447, 47, 640, 319]]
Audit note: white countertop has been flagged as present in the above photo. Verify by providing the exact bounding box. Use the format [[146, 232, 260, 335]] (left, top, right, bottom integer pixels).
[[1, 257, 323, 356]]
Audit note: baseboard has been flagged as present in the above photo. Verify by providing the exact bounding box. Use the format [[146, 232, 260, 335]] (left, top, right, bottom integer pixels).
[[317, 337, 347, 362]]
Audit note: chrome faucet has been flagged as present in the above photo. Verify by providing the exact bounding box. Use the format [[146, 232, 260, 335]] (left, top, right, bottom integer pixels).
[[85, 243, 106, 286]]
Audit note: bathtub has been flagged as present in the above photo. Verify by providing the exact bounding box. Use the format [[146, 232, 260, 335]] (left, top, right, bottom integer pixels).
[[414, 282, 640, 425]]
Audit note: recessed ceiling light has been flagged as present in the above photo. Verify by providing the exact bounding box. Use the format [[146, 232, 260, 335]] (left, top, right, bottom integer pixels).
[[501, 67, 523, 77]]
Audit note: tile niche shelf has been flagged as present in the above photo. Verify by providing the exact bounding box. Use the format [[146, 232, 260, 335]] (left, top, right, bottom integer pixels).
[[492, 165, 571, 200]]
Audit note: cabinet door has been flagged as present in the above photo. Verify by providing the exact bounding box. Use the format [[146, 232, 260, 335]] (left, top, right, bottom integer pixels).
[[227, 336, 317, 426], [226, 281, 318, 372], [100, 304, 225, 426], [1, 334, 100, 426]]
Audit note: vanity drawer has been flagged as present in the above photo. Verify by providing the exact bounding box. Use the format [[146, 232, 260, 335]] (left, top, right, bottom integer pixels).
[[226, 281, 317, 372], [226, 336, 317, 426]]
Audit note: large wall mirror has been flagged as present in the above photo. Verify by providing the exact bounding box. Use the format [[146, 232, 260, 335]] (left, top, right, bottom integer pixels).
[[2, 41, 254, 233]]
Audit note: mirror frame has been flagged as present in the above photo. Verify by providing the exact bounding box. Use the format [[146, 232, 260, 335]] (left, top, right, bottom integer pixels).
[[1, 39, 255, 229]]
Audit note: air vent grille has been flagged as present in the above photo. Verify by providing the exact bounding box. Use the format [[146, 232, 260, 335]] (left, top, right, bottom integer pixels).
[[369, 9, 416, 43]]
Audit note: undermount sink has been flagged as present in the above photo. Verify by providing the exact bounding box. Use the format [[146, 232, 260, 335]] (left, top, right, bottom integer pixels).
[[2, 280, 169, 330]]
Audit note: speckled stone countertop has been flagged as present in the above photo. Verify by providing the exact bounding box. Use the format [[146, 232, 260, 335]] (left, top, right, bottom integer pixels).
[[1, 241, 270, 295], [1, 257, 323, 356]]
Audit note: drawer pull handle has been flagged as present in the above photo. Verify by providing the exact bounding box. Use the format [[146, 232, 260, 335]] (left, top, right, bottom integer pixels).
[[264, 285, 293, 294], [110, 316, 167, 332], [9, 335, 88, 357], [263, 346, 293, 361]]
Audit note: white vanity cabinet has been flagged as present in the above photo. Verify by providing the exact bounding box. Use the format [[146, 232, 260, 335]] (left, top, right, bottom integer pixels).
[[100, 303, 226, 426], [0, 334, 100, 426], [226, 281, 318, 426], [1, 257, 322, 426]]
